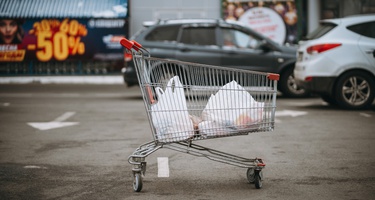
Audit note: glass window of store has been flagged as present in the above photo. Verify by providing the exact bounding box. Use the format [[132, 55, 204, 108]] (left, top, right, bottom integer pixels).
[[321, 0, 375, 19]]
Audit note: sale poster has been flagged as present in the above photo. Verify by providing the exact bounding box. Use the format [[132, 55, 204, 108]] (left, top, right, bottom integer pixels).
[[0, 18, 127, 62], [222, 0, 297, 44]]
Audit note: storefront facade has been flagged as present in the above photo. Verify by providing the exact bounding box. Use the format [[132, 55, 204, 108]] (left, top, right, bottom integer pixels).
[[130, 0, 374, 44], [1, 0, 373, 76], [306, 0, 375, 33]]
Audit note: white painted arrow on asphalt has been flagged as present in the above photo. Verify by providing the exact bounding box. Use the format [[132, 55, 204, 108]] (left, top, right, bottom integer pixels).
[[275, 110, 307, 117], [28, 112, 79, 131]]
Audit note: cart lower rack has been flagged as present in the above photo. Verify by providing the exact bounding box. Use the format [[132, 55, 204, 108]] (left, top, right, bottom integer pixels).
[[120, 38, 279, 192]]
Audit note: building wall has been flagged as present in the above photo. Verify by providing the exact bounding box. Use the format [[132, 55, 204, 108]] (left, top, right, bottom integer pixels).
[[129, 0, 375, 38], [307, 0, 320, 34], [310, 0, 374, 34], [320, 0, 375, 19], [129, 0, 221, 37]]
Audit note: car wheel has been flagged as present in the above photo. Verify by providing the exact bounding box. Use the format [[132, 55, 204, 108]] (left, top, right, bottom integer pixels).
[[279, 67, 310, 98], [334, 71, 375, 110]]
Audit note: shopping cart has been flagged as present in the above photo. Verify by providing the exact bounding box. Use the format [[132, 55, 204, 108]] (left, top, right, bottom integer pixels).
[[120, 38, 279, 192]]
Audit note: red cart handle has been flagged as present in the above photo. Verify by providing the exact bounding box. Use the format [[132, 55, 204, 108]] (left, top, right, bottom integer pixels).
[[267, 73, 280, 81], [120, 38, 134, 50], [120, 38, 143, 52], [132, 40, 142, 51]]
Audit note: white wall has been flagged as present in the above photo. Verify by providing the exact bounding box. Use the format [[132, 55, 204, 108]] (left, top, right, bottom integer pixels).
[[129, 0, 221, 37]]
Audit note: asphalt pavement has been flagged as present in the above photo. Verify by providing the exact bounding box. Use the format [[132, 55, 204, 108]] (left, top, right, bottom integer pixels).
[[0, 83, 374, 200]]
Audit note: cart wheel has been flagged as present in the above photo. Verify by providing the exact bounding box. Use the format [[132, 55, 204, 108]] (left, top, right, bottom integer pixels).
[[254, 170, 263, 189], [247, 168, 255, 183], [133, 173, 143, 192]]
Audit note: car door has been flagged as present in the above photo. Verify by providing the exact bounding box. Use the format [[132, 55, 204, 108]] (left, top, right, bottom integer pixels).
[[218, 27, 277, 73], [141, 24, 181, 59], [175, 25, 222, 66], [358, 35, 375, 69], [356, 24, 375, 70]]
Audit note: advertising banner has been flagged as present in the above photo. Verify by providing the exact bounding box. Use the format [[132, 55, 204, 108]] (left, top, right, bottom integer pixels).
[[0, 18, 128, 62], [222, 0, 297, 44]]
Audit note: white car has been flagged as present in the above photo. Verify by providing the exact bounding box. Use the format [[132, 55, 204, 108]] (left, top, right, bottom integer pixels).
[[294, 14, 375, 109]]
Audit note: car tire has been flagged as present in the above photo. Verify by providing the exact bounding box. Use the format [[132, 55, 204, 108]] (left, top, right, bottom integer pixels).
[[279, 67, 310, 98], [334, 71, 375, 110]]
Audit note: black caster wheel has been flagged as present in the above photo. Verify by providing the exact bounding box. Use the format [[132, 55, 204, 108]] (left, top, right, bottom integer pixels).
[[133, 172, 143, 192], [247, 168, 255, 183], [254, 170, 263, 189]]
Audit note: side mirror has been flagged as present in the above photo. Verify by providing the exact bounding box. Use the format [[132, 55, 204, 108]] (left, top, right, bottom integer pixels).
[[258, 40, 271, 51]]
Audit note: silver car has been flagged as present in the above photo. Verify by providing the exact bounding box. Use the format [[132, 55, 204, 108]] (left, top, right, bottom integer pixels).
[[294, 14, 375, 109]]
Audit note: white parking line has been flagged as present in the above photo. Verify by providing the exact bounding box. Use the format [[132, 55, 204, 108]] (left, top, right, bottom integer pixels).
[[28, 111, 79, 130], [157, 157, 169, 177], [54, 111, 76, 122], [359, 113, 372, 118], [24, 165, 47, 169]]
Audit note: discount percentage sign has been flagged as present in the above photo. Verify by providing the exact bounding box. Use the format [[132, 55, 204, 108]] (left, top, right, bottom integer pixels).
[[68, 36, 85, 55]]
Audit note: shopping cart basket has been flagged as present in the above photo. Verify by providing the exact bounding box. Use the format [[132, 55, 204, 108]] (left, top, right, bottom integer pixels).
[[120, 38, 279, 192]]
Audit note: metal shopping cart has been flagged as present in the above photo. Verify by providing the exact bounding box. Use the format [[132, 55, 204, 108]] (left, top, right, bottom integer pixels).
[[120, 38, 279, 192]]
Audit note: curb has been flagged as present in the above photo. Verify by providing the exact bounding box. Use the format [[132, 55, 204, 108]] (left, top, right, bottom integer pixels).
[[0, 75, 124, 84]]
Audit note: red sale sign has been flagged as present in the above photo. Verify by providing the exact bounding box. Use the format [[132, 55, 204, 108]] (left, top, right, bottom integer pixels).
[[0, 18, 127, 62], [27, 19, 87, 61]]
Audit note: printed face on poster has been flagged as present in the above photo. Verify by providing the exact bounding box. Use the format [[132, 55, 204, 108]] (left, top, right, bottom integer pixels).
[[0, 18, 128, 62], [222, 0, 297, 44]]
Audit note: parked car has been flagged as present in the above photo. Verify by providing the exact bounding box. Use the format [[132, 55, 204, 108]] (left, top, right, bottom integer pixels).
[[294, 14, 375, 109], [122, 19, 309, 98]]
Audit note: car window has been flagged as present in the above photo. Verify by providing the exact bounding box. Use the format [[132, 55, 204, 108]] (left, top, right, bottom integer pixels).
[[221, 28, 260, 49], [130, 27, 147, 40], [180, 27, 216, 46], [145, 25, 180, 42], [347, 21, 375, 39], [305, 22, 336, 40]]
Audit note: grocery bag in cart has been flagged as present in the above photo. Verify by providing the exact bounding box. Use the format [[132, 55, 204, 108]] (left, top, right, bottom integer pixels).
[[199, 80, 264, 137], [151, 76, 194, 142]]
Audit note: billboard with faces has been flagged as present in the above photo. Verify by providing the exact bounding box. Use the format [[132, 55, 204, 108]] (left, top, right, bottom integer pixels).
[[222, 0, 298, 44]]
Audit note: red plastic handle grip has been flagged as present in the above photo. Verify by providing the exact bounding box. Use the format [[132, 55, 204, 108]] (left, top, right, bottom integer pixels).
[[267, 73, 280, 81], [132, 40, 142, 51], [120, 38, 134, 50]]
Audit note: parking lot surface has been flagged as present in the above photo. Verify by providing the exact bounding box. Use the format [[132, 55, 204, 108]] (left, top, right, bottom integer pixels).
[[0, 84, 374, 200]]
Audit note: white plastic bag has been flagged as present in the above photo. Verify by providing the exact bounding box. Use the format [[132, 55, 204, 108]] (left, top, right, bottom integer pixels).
[[151, 76, 194, 142], [198, 120, 237, 138], [201, 80, 264, 134]]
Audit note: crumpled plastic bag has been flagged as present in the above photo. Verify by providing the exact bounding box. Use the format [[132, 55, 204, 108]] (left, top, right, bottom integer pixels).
[[151, 76, 195, 142], [200, 80, 264, 136], [198, 121, 238, 137]]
